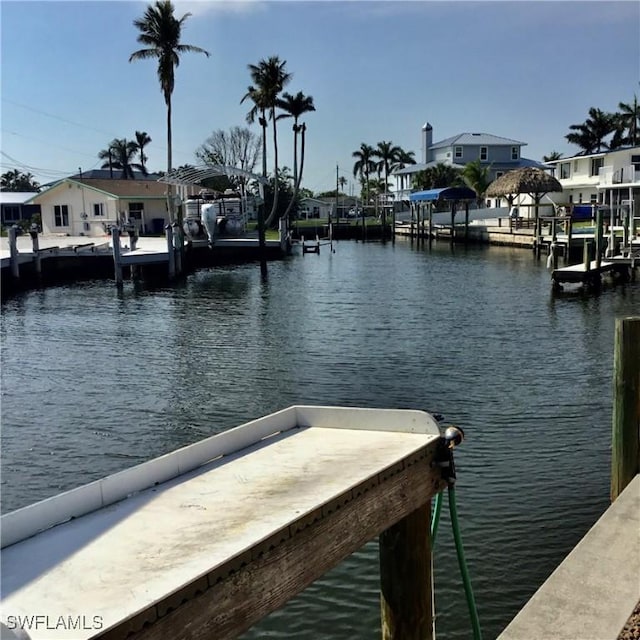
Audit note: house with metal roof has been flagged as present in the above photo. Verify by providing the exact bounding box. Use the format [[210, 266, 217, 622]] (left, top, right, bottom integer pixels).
[[392, 123, 546, 206], [26, 177, 193, 237]]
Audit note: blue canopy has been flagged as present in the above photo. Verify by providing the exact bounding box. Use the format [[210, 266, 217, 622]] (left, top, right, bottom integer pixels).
[[409, 187, 476, 202]]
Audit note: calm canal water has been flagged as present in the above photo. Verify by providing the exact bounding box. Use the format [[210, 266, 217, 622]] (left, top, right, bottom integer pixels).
[[2, 238, 639, 639]]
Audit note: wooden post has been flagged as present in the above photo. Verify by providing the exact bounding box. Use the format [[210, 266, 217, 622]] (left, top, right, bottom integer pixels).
[[428, 205, 433, 243], [111, 226, 123, 286], [583, 239, 592, 272], [611, 317, 640, 502], [566, 217, 573, 265], [450, 201, 455, 242], [8, 225, 20, 279], [172, 222, 182, 275], [595, 207, 604, 270], [29, 225, 42, 275], [380, 504, 434, 640], [464, 202, 469, 243], [166, 224, 175, 279]]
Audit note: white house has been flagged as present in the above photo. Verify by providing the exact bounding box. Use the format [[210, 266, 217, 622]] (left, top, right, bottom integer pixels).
[[544, 146, 640, 215], [392, 123, 547, 206], [26, 177, 197, 237]]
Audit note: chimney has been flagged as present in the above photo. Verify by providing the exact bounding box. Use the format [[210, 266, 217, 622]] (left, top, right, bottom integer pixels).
[[421, 123, 433, 164]]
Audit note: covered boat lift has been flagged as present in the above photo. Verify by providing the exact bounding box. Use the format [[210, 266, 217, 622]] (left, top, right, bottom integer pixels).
[[408, 186, 477, 242]]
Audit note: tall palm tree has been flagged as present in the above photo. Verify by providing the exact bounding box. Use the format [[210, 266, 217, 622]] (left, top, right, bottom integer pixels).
[[242, 56, 292, 227], [565, 107, 617, 154], [352, 143, 376, 211], [461, 159, 492, 207], [135, 131, 152, 171], [373, 140, 402, 227], [129, 0, 209, 221], [616, 95, 640, 146], [99, 138, 146, 179], [276, 90, 315, 222]]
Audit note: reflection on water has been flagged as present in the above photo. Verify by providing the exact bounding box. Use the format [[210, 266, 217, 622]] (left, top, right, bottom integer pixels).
[[2, 239, 638, 639]]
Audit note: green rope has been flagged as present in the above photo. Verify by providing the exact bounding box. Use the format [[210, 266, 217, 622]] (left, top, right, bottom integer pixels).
[[448, 484, 483, 640]]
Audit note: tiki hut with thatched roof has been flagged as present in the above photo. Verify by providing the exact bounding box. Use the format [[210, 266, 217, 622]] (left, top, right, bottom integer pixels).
[[486, 167, 562, 218]]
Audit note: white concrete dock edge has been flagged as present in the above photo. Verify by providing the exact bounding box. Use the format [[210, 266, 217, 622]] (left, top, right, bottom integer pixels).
[[497, 474, 640, 640]]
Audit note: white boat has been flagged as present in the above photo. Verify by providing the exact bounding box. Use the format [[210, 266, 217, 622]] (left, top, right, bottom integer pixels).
[[183, 189, 251, 244]]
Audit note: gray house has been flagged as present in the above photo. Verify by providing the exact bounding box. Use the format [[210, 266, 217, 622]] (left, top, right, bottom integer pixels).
[[392, 123, 546, 205]]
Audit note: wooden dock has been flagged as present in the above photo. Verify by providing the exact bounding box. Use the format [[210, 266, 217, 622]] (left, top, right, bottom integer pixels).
[[1, 226, 288, 294], [1, 406, 445, 640]]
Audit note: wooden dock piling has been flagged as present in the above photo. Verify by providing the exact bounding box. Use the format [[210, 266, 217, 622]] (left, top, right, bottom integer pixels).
[[8, 225, 19, 279], [380, 504, 434, 640], [611, 316, 640, 502], [111, 226, 123, 286]]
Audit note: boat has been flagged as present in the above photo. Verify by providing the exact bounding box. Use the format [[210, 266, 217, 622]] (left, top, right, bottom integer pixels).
[[183, 189, 254, 244]]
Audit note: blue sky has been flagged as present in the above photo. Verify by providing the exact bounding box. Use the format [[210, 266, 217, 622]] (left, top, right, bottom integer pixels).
[[1, 1, 639, 194]]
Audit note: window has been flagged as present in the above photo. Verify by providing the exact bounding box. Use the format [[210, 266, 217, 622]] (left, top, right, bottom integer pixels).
[[511, 146, 519, 160], [93, 203, 105, 217], [3, 205, 20, 222], [54, 204, 69, 227], [560, 163, 571, 179], [128, 202, 144, 219], [631, 155, 640, 169], [590, 194, 598, 204], [590, 157, 604, 176], [454, 146, 463, 159], [480, 147, 488, 161]]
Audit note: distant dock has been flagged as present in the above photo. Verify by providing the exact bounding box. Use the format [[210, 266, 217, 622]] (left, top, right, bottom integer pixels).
[[1, 225, 288, 296]]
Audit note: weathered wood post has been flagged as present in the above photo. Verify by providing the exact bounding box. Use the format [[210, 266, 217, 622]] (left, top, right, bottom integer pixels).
[[172, 222, 182, 276], [111, 226, 123, 286], [566, 217, 573, 265], [8, 225, 20, 279], [428, 204, 433, 243], [380, 504, 434, 640], [450, 201, 456, 243], [611, 316, 640, 502], [583, 239, 593, 272], [464, 202, 470, 243], [166, 224, 175, 279], [29, 224, 42, 275], [595, 207, 604, 270]]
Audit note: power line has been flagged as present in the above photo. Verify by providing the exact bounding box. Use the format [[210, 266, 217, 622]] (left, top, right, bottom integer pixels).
[[1, 98, 120, 138], [1, 129, 100, 160]]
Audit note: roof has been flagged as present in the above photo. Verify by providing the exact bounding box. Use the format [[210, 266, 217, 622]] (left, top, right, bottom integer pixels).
[[69, 169, 162, 181], [29, 178, 170, 202], [393, 157, 545, 176], [432, 133, 526, 149], [0, 191, 40, 205], [486, 167, 562, 197], [409, 187, 477, 202], [393, 160, 465, 176]]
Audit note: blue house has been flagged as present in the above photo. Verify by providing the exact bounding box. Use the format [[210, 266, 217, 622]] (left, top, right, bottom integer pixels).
[[392, 123, 546, 206]]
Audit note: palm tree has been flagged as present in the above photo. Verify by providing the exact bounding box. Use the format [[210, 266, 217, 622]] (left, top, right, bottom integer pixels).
[[461, 159, 492, 207], [565, 107, 617, 154], [135, 131, 152, 171], [352, 143, 376, 212], [373, 140, 402, 227], [129, 0, 209, 221], [242, 56, 292, 227], [543, 151, 563, 162], [99, 138, 146, 179], [616, 95, 640, 146], [395, 148, 416, 169], [276, 90, 315, 222]]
